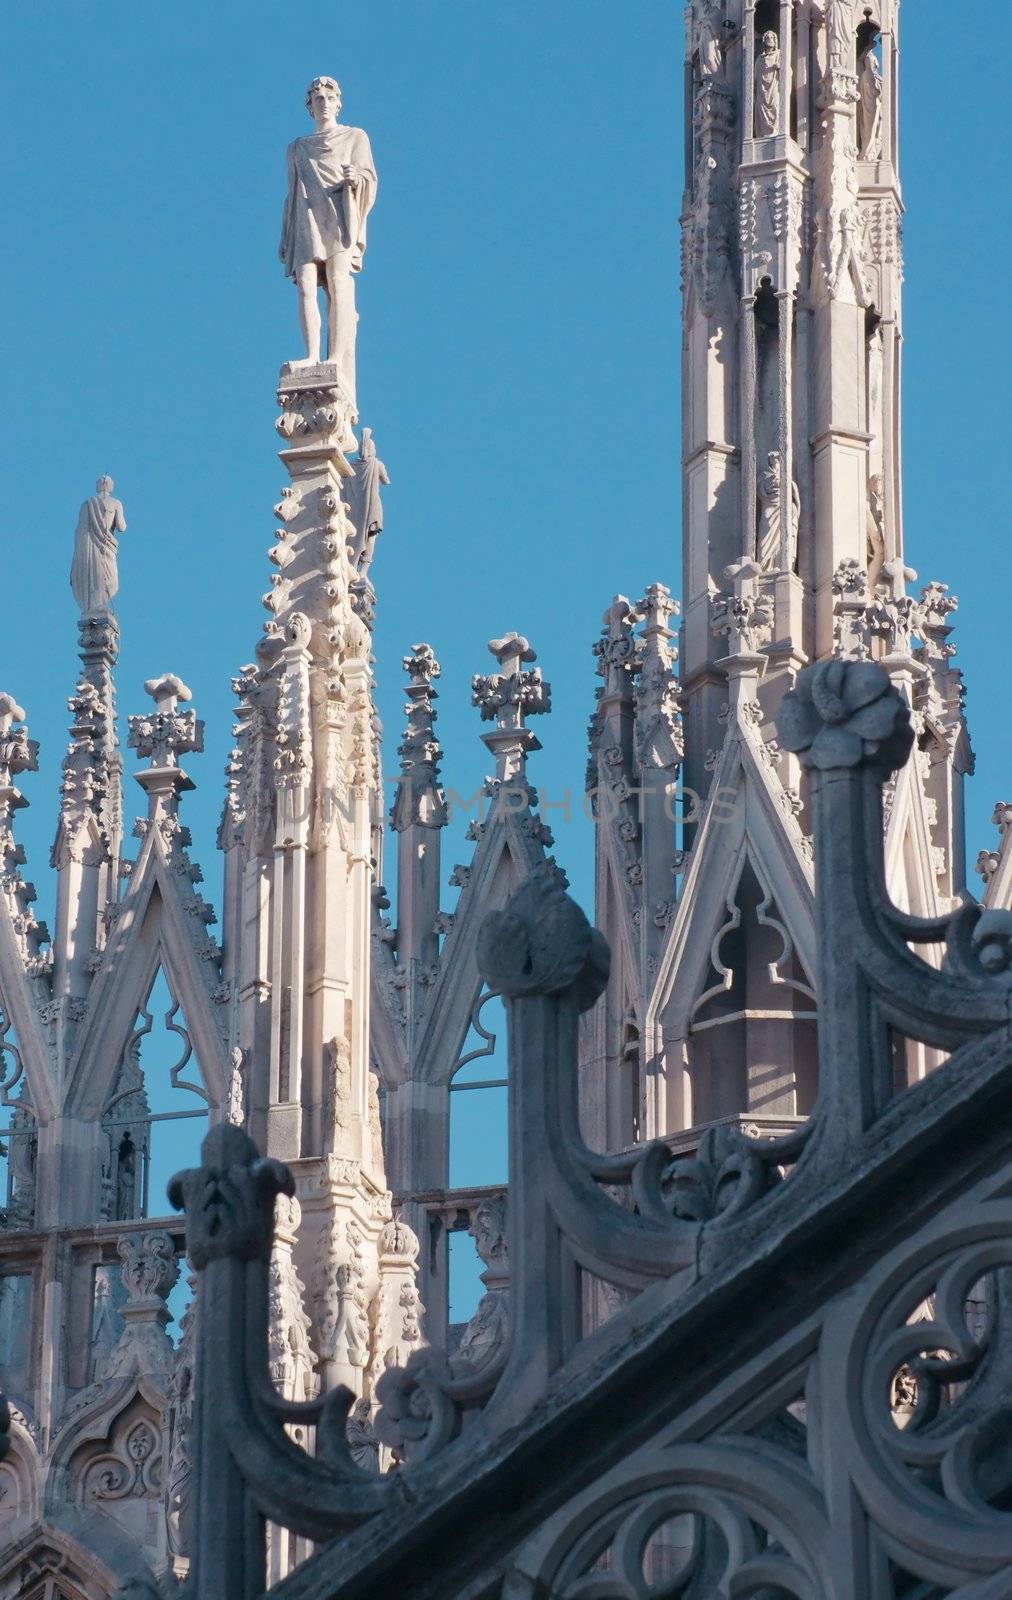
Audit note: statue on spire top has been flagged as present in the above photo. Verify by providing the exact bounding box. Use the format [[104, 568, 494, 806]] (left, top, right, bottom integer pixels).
[[70, 475, 126, 617], [279, 76, 378, 413]]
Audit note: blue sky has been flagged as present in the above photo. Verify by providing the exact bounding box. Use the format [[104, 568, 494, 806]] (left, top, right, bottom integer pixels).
[[1, 1, 1009, 966]]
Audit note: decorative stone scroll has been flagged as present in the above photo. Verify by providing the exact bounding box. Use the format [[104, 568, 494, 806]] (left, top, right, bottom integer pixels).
[[158, 665, 1012, 1595], [162, 1125, 392, 1598]]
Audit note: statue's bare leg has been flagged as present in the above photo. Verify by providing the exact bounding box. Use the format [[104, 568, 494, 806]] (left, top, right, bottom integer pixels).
[[295, 263, 323, 365], [325, 253, 357, 408]]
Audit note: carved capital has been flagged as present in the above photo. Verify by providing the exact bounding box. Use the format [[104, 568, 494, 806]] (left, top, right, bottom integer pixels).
[[778, 660, 913, 775], [168, 1125, 293, 1268]]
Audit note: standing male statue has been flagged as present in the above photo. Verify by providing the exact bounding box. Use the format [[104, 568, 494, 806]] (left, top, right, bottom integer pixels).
[[279, 75, 378, 414], [70, 475, 127, 617]]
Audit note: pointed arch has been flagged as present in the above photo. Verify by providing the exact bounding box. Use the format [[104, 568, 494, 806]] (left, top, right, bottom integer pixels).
[[66, 830, 228, 1121], [647, 716, 817, 1133], [884, 755, 944, 921], [0, 1521, 124, 1600], [411, 809, 547, 1089], [0, 906, 55, 1122]]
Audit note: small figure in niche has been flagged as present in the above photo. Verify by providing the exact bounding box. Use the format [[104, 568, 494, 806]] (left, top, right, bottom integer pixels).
[[754, 30, 781, 137], [115, 1132, 137, 1221], [757, 451, 801, 572], [858, 46, 883, 158]]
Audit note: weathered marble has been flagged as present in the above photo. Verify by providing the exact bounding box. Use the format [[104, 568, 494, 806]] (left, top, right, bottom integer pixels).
[[70, 476, 126, 617], [280, 76, 377, 412]]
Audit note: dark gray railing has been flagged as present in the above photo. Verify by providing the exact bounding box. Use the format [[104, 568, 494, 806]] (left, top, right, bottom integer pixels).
[[133, 661, 1012, 1599]]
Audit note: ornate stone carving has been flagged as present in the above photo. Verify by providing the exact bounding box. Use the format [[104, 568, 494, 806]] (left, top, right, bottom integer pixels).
[[633, 584, 682, 770], [315, 1218, 370, 1373], [688, 81, 737, 314], [593, 598, 637, 697], [712, 563, 774, 655], [225, 1046, 246, 1126], [450, 1196, 510, 1379], [391, 643, 446, 831], [779, 659, 913, 773], [94, 1231, 179, 1384], [167, 1125, 294, 1269], [812, 112, 867, 303], [268, 1195, 317, 1400], [128, 676, 203, 771], [477, 862, 609, 1006], [163, 1281, 195, 1561]]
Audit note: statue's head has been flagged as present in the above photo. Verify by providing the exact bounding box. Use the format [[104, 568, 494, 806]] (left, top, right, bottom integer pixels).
[[762, 29, 778, 53], [96, 474, 114, 494], [306, 76, 342, 124]]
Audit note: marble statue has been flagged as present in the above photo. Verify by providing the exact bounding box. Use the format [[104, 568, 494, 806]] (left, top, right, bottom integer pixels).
[[822, 0, 855, 73], [115, 1133, 137, 1222], [858, 48, 883, 159], [695, 0, 724, 79], [345, 427, 390, 578], [754, 30, 781, 137], [757, 451, 800, 571], [280, 76, 378, 408], [70, 475, 126, 617], [867, 472, 886, 591]]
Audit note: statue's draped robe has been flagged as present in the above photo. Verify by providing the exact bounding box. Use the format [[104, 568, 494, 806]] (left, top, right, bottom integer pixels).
[[858, 55, 882, 158], [279, 124, 377, 280], [757, 467, 800, 572], [697, 13, 722, 77], [71, 493, 125, 615], [827, 0, 855, 70], [346, 443, 390, 577], [754, 51, 780, 136]]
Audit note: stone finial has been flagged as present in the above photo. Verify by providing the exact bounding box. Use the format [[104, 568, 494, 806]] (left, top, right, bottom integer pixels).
[[778, 660, 913, 774], [93, 1230, 180, 1384], [634, 583, 682, 770], [392, 644, 446, 832], [593, 598, 637, 698], [477, 861, 609, 1012], [119, 1229, 180, 1304], [712, 561, 773, 657], [167, 1125, 294, 1269], [472, 634, 551, 783], [971, 910, 1012, 978], [638, 582, 680, 642], [56, 681, 109, 832], [129, 676, 203, 771], [0, 695, 38, 793]]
